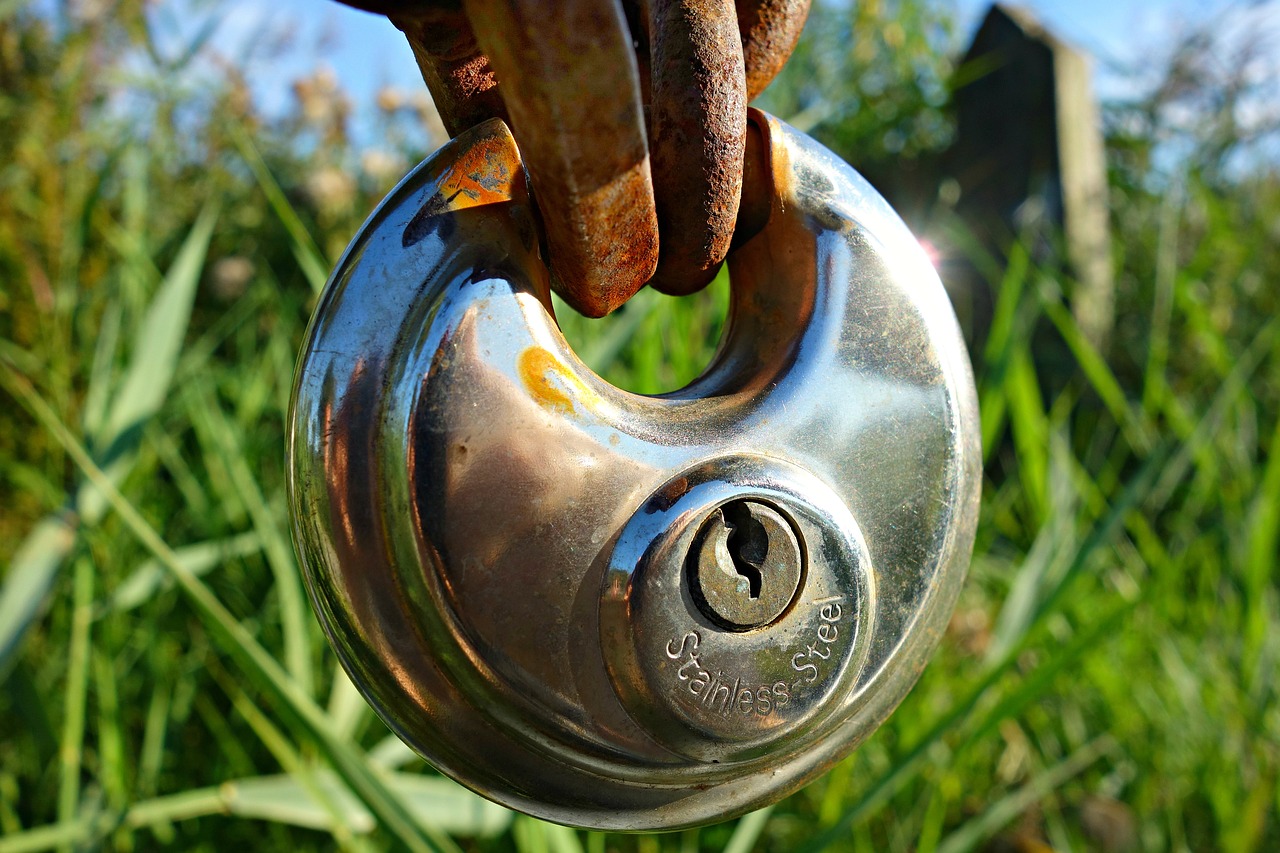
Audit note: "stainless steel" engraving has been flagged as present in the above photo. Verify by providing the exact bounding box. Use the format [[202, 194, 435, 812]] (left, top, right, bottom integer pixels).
[[790, 596, 845, 683], [664, 591, 849, 722], [666, 631, 792, 717]]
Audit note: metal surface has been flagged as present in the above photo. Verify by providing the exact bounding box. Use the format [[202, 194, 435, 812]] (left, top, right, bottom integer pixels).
[[687, 499, 803, 630], [288, 110, 981, 830]]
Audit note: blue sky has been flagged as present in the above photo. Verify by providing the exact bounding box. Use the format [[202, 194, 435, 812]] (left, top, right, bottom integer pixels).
[[195, 0, 1275, 143]]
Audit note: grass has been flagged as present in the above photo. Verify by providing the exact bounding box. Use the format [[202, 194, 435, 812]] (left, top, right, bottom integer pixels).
[[1, 3, 1279, 851]]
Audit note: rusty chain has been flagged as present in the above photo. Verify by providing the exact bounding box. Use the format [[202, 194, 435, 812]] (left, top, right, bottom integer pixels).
[[644, 0, 745, 296], [336, 0, 809, 316]]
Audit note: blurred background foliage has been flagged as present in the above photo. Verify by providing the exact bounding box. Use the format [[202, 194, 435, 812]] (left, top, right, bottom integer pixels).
[[1, 0, 1278, 851]]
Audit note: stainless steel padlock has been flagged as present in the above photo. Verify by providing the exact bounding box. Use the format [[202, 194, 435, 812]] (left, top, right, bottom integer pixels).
[[287, 111, 980, 830]]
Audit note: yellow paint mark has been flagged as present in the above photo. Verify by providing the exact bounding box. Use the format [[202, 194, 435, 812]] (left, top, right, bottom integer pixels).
[[518, 346, 590, 414]]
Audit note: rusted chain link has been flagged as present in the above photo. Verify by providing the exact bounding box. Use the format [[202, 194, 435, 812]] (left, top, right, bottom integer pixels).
[[646, 0, 746, 296], [331, 0, 509, 137], [737, 0, 810, 101], [332, 0, 809, 315], [389, 3, 509, 137], [464, 0, 660, 317]]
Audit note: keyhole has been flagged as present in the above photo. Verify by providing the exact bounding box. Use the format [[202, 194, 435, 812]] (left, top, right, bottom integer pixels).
[[721, 502, 767, 599], [688, 498, 804, 631]]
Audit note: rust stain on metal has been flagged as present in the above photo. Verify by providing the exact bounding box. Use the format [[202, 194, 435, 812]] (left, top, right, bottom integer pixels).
[[430, 131, 523, 211], [403, 119, 526, 246], [653, 476, 691, 510]]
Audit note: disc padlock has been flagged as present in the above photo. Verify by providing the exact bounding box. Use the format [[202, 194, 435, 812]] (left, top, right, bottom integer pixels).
[[287, 111, 980, 830]]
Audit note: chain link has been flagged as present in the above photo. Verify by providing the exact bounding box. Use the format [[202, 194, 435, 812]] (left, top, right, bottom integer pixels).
[[336, 0, 810, 315], [465, 0, 660, 317], [390, 3, 509, 137], [645, 0, 746, 296]]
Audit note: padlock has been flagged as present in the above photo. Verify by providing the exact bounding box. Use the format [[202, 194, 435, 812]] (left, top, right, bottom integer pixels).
[[287, 110, 980, 830]]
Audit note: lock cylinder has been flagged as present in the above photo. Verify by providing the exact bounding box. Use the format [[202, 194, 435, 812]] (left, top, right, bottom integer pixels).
[[600, 456, 874, 764], [688, 498, 804, 632], [288, 111, 980, 830]]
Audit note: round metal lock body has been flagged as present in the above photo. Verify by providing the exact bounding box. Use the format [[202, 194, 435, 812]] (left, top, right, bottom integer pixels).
[[288, 113, 981, 830]]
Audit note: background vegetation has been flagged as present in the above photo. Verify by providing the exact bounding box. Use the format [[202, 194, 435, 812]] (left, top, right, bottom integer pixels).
[[1, 0, 1278, 850]]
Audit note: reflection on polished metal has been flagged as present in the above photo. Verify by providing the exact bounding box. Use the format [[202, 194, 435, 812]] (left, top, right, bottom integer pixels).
[[687, 499, 803, 630], [287, 110, 981, 830]]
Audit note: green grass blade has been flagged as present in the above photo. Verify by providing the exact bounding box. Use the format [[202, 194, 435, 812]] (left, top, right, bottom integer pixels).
[[724, 806, 774, 853], [0, 770, 494, 853], [552, 290, 662, 377], [80, 296, 121, 441], [977, 244, 1030, 459], [0, 769, 506, 849], [1152, 318, 1278, 510], [934, 737, 1115, 853], [1245, 406, 1280, 668], [108, 533, 262, 613], [383, 774, 512, 837], [327, 664, 371, 741], [228, 123, 329, 294], [75, 203, 217, 532], [537, 823, 585, 853], [368, 734, 420, 770], [964, 603, 1135, 751], [0, 516, 75, 680], [224, 773, 374, 835], [215, 667, 371, 851], [982, 243, 1030, 368], [1140, 184, 1180, 417], [195, 389, 313, 696], [137, 681, 172, 798], [986, 436, 1078, 662], [0, 340, 42, 376], [56, 557, 94, 848], [1, 368, 455, 853], [512, 816, 583, 853], [797, 664, 1009, 853], [1027, 445, 1167, 631], [799, 448, 1168, 852], [94, 203, 218, 466], [92, 650, 128, 812], [1039, 292, 1154, 453], [1004, 349, 1049, 522]]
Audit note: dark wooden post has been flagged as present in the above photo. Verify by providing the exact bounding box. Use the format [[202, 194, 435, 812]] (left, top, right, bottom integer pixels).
[[948, 3, 1113, 351]]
